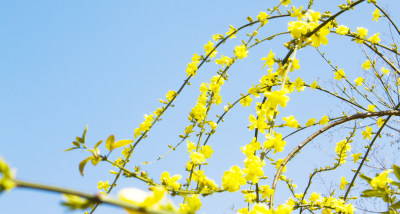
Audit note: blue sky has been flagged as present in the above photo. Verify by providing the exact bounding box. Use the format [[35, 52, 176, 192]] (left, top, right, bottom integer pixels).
[[1, 1, 399, 214]]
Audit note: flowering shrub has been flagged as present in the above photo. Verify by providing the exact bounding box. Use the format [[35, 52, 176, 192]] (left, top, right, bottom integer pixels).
[[1, 0, 400, 214]]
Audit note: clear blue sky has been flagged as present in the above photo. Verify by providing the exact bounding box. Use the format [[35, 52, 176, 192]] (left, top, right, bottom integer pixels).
[[1, 1, 399, 213]]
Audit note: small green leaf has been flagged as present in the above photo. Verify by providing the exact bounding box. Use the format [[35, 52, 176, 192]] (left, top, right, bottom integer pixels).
[[359, 173, 372, 183], [105, 135, 115, 151], [76, 137, 83, 144], [361, 189, 384, 198], [391, 181, 400, 188], [112, 139, 134, 150], [393, 164, 400, 181], [72, 141, 80, 147], [391, 200, 400, 209], [79, 157, 92, 176], [82, 125, 88, 142], [64, 147, 78, 152], [94, 140, 103, 149]]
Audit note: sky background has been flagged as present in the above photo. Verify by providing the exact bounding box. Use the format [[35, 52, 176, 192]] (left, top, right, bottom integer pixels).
[[1, 0, 399, 214]]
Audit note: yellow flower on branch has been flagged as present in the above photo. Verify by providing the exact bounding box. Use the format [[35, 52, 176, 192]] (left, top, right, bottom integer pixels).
[[372, 9, 380, 21], [234, 44, 248, 59], [362, 126, 373, 140]]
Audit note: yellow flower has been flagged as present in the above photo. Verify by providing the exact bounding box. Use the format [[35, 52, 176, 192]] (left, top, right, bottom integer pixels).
[[372, 9, 380, 21], [264, 89, 290, 109], [336, 25, 350, 35], [261, 50, 275, 69], [245, 193, 257, 203], [161, 171, 181, 191], [362, 126, 373, 140], [334, 69, 346, 81], [281, 0, 291, 6], [288, 21, 309, 39], [234, 44, 248, 59], [290, 6, 304, 20], [200, 145, 213, 158], [340, 176, 348, 190], [222, 166, 246, 192], [319, 115, 330, 126], [249, 114, 268, 133], [240, 95, 253, 107], [311, 26, 330, 47], [310, 10, 321, 21], [362, 60, 372, 70], [204, 40, 217, 58], [370, 169, 393, 190], [368, 104, 375, 112], [351, 153, 362, 163], [215, 55, 233, 67], [309, 192, 320, 203], [257, 11, 269, 26], [119, 186, 170, 212], [243, 155, 265, 183], [186, 140, 195, 154], [283, 115, 300, 128], [368, 33, 380, 44], [376, 118, 384, 127], [293, 77, 305, 92], [305, 118, 316, 126], [260, 185, 274, 199], [98, 180, 110, 192], [212, 34, 223, 42], [354, 77, 364, 86], [165, 90, 176, 102], [226, 25, 237, 39], [264, 132, 286, 154], [208, 121, 217, 130], [179, 194, 201, 214], [190, 152, 205, 165], [381, 67, 389, 75], [310, 81, 318, 90], [355, 27, 368, 44]]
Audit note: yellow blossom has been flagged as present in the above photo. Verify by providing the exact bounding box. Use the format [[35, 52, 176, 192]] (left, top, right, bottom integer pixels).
[[372, 9, 380, 21], [283, 115, 300, 128], [215, 55, 233, 68], [243, 155, 265, 183], [319, 115, 330, 126], [261, 50, 275, 69], [305, 118, 316, 126], [179, 194, 201, 214], [249, 114, 268, 133], [362, 126, 373, 140], [204, 40, 217, 58], [351, 153, 362, 163], [190, 152, 205, 165], [264, 89, 290, 109], [336, 25, 350, 35], [200, 145, 213, 158], [212, 33, 223, 42], [245, 193, 257, 203], [222, 166, 246, 192], [368, 104, 375, 112], [340, 176, 348, 190], [240, 95, 253, 107], [293, 77, 305, 92], [264, 132, 287, 154], [334, 69, 346, 81], [354, 77, 364, 86], [98, 180, 110, 192], [370, 169, 393, 190], [260, 185, 274, 199], [310, 81, 318, 90], [161, 171, 181, 191], [309, 192, 320, 203], [257, 11, 269, 26], [381, 67, 389, 75], [368, 33, 380, 44], [376, 118, 384, 127], [234, 44, 248, 59], [362, 60, 372, 70], [165, 90, 177, 102], [226, 25, 237, 39], [208, 121, 217, 130], [355, 27, 368, 43]]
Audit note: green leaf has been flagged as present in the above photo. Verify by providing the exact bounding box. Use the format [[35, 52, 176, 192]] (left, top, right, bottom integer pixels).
[[105, 135, 115, 151], [72, 141, 80, 147], [94, 140, 103, 149], [76, 137, 83, 144], [391, 200, 400, 209], [359, 173, 372, 183], [64, 147, 78, 152], [79, 157, 92, 176], [393, 164, 400, 181], [391, 181, 400, 188], [112, 139, 134, 150], [361, 189, 384, 198], [82, 125, 88, 142]]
